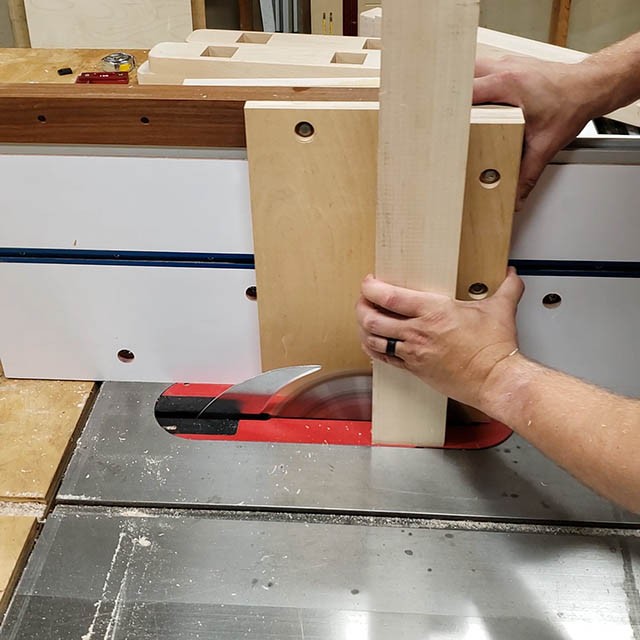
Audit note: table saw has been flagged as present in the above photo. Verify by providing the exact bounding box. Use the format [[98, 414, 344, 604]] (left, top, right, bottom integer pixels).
[[2, 40, 640, 638]]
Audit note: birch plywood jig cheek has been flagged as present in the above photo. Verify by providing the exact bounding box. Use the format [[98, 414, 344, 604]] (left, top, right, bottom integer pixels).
[[245, 101, 378, 375]]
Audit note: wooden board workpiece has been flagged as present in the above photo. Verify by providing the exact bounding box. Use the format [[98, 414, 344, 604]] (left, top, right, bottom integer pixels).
[[245, 102, 523, 409], [372, 0, 480, 447]]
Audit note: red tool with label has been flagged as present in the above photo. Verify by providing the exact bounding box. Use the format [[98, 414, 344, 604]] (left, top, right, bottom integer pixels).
[[75, 72, 129, 84]]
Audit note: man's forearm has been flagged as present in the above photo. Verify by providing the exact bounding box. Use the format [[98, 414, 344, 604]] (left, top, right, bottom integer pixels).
[[580, 31, 640, 117], [481, 354, 640, 513]]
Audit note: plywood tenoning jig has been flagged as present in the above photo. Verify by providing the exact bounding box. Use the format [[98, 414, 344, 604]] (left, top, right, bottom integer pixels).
[[245, 100, 523, 445]]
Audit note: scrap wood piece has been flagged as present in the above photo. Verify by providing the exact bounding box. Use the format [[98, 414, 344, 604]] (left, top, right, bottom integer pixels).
[[0, 516, 37, 615], [0, 368, 95, 504], [373, 0, 480, 447]]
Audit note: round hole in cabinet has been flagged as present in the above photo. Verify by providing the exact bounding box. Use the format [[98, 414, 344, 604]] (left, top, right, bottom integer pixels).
[[543, 293, 562, 309], [117, 349, 136, 363]]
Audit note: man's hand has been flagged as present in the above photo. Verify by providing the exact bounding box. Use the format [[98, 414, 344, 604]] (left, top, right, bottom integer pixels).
[[474, 56, 601, 206], [356, 268, 524, 411]]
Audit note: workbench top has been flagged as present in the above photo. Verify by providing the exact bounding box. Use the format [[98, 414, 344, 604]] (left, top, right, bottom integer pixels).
[[0, 48, 148, 83]]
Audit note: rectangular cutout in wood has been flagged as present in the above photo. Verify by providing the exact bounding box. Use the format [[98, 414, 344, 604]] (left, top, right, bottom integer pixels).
[[331, 52, 368, 65], [202, 46, 239, 58], [236, 32, 273, 44], [363, 39, 381, 50]]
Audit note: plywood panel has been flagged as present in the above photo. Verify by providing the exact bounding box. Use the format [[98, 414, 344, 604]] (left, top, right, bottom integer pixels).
[[23, 0, 194, 49], [0, 369, 93, 502], [373, 0, 479, 447], [0, 516, 37, 615], [245, 101, 377, 373], [245, 102, 522, 381], [457, 108, 524, 301]]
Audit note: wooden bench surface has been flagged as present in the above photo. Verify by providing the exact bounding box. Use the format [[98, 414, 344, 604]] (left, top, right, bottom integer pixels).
[[0, 47, 148, 83]]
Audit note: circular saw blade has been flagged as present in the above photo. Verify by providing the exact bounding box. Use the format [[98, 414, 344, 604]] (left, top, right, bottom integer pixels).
[[270, 371, 372, 422]]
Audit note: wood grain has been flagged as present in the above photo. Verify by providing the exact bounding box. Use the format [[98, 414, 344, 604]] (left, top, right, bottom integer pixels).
[[549, 0, 572, 47], [457, 108, 525, 301], [0, 516, 37, 615], [245, 101, 377, 373], [244, 103, 522, 387], [0, 48, 148, 84], [0, 368, 94, 504], [0, 82, 377, 147], [23, 0, 194, 49], [373, 0, 480, 447]]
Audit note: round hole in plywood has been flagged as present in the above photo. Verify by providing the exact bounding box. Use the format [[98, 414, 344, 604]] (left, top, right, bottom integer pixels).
[[140, 116, 150, 124], [117, 349, 135, 363], [468, 282, 489, 300], [479, 168, 501, 189], [294, 121, 315, 141], [37, 115, 47, 123], [245, 286, 257, 301]]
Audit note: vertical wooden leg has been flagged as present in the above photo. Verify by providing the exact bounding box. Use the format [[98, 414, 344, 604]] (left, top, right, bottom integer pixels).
[[8, 0, 31, 48], [299, 0, 311, 34], [549, 0, 572, 47], [373, 0, 480, 447], [239, 0, 254, 30], [191, 0, 207, 30]]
